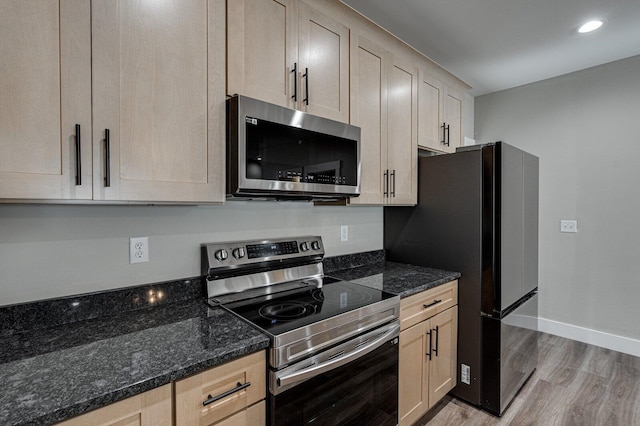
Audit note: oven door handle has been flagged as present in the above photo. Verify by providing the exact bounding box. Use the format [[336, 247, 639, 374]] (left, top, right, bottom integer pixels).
[[276, 322, 400, 389]]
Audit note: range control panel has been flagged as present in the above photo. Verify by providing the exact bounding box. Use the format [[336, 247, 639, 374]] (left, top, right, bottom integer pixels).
[[202, 236, 325, 273]]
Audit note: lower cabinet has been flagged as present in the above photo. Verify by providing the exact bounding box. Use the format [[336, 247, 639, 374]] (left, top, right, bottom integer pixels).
[[56, 351, 266, 426], [57, 384, 172, 426], [175, 350, 266, 426], [398, 282, 458, 426]]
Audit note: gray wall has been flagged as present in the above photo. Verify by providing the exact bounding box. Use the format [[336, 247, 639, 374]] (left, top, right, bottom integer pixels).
[[0, 203, 382, 306], [475, 54, 640, 341]]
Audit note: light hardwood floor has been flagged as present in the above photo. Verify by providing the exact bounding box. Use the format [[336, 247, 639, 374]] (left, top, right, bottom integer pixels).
[[418, 332, 640, 425]]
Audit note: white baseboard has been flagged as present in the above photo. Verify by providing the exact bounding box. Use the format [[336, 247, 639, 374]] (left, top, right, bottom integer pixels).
[[538, 317, 640, 358]]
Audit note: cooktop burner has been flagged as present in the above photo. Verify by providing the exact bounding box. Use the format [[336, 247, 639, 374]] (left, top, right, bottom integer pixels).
[[258, 300, 318, 321], [220, 276, 397, 336]]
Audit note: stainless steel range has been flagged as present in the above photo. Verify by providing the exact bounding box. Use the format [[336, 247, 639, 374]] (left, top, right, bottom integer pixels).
[[202, 236, 400, 426]]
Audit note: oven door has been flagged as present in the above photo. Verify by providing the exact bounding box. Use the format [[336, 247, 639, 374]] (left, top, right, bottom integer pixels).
[[269, 322, 399, 426]]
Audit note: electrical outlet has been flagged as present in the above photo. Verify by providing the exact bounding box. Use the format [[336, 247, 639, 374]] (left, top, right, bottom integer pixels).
[[560, 220, 578, 233], [130, 237, 149, 264], [340, 225, 348, 242]]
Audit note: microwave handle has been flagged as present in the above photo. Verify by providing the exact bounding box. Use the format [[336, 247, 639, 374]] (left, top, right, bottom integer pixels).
[[276, 322, 399, 389]]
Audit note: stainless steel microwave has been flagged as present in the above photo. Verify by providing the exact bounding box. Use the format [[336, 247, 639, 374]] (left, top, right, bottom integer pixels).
[[226, 95, 361, 200]]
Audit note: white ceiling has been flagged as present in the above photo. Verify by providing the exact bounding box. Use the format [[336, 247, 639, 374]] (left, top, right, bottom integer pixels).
[[342, 0, 640, 96]]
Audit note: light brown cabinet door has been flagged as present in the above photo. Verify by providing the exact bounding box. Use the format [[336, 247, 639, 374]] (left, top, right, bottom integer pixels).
[[91, 0, 225, 203], [213, 401, 265, 426], [428, 306, 458, 408], [0, 0, 92, 200], [227, 0, 298, 109], [57, 384, 172, 426], [398, 321, 430, 426], [298, 1, 349, 122], [175, 351, 266, 425], [348, 33, 387, 205], [386, 57, 418, 205], [417, 71, 446, 152], [444, 86, 464, 152]]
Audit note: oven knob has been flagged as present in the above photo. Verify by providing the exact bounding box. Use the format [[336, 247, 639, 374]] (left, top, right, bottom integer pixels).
[[300, 242, 309, 252], [311, 241, 320, 250], [214, 249, 228, 262], [232, 247, 245, 259]]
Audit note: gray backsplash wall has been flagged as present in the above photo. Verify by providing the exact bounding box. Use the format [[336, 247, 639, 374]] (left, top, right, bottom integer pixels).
[[475, 54, 640, 343], [0, 202, 382, 306]]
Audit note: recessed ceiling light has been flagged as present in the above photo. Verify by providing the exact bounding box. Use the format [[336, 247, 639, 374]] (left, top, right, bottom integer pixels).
[[578, 20, 604, 33]]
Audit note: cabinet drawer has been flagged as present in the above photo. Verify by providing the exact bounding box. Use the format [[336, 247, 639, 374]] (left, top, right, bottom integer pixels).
[[400, 280, 457, 330], [214, 401, 265, 426], [175, 351, 266, 425]]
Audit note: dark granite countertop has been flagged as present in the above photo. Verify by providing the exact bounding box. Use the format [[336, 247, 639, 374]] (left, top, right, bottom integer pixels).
[[0, 252, 458, 425], [0, 298, 270, 426], [328, 261, 460, 298]]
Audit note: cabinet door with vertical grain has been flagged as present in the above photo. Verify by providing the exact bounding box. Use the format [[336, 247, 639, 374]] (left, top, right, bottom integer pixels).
[[227, 0, 297, 109], [0, 0, 92, 200], [348, 33, 387, 205], [444, 85, 464, 152], [398, 321, 430, 426], [386, 57, 418, 205], [298, 1, 349, 122], [428, 306, 458, 409], [57, 384, 172, 426], [92, 0, 225, 203], [417, 70, 446, 152]]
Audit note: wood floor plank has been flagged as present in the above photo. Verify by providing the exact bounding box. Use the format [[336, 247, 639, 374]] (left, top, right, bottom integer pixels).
[[416, 333, 640, 425]]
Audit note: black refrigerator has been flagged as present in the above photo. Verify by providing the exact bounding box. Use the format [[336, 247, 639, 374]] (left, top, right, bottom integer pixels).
[[385, 142, 539, 416]]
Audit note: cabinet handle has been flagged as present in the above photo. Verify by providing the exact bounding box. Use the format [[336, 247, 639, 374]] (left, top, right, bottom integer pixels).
[[383, 169, 389, 197], [104, 129, 111, 187], [433, 325, 439, 356], [445, 124, 450, 146], [391, 169, 396, 197], [202, 382, 251, 406], [75, 124, 82, 186], [441, 123, 446, 145], [291, 63, 297, 102], [423, 299, 442, 309], [426, 329, 433, 361], [303, 67, 309, 105]]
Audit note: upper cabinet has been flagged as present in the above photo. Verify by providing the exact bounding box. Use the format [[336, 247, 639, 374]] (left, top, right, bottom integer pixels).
[[349, 33, 417, 206], [91, 0, 225, 203], [0, 0, 92, 200], [418, 70, 465, 153], [227, 0, 349, 122], [0, 0, 226, 203]]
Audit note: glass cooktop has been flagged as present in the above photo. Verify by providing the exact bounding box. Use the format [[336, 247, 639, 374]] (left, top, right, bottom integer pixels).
[[217, 276, 397, 336]]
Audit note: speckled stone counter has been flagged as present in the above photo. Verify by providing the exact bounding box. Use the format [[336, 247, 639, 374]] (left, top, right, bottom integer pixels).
[[328, 261, 460, 298], [0, 299, 269, 426]]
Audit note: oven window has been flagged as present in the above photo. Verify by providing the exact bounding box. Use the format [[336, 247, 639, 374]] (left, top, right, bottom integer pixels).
[[245, 118, 358, 186], [269, 338, 398, 426]]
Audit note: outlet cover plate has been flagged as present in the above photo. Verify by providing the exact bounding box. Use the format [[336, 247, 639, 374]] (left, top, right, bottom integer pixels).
[[130, 237, 149, 263], [560, 220, 578, 233]]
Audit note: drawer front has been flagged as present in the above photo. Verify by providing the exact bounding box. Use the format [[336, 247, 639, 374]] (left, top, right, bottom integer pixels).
[[175, 351, 266, 425], [214, 401, 265, 426], [400, 280, 457, 330]]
